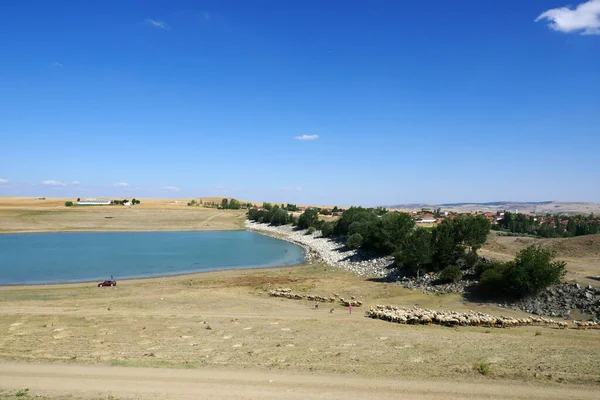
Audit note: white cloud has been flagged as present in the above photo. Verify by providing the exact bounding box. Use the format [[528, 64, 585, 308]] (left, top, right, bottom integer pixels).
[[145, 18, 170, 30], [281, 186, 303, 192], [113, 182, 130, 187], [536, 0, 600, 35], [163, 186, 180, 191], [71, 181, 80, 185], [0, 178, 7, 184], [50, 62, 63, 68], [42, 180, 66, 186], [294, 134, 319, 140], [216, 185, 226, 189]]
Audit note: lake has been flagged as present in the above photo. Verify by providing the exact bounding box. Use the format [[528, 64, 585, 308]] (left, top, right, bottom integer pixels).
[[0, 231, 305, 285]]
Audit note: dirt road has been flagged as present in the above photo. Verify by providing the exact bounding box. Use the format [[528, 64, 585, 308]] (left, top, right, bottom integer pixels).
[[0, 362, 597, 400]]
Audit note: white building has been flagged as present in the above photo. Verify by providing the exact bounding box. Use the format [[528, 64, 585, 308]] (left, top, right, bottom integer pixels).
[[77, 198, 112, 205]]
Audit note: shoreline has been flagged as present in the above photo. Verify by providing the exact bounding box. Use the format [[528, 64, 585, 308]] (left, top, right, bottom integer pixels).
[[0, 262, 306, 291], [245, 221, 392, 277], [0, 226, 308, 288], [2, 221, 392, 288]]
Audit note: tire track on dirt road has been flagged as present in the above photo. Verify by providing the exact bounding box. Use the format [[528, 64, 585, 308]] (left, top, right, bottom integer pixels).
[[0, 362, 597, 400]]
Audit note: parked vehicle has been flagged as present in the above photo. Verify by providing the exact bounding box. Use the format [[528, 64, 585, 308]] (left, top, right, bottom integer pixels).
[[98, 280, 116, 287]]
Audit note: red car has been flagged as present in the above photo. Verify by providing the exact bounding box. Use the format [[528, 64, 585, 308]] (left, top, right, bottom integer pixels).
[[98, 280, 117, 287]]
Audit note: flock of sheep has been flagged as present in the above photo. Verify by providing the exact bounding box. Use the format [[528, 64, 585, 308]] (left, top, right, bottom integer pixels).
[[367, 305, 599, 329], [268, 288, 363, 307], [267, 288, 598, 329]]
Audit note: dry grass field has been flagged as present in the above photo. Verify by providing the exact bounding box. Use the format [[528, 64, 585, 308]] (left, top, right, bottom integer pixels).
[[0, 197, 246, 234], [1, 265, 599, 387]]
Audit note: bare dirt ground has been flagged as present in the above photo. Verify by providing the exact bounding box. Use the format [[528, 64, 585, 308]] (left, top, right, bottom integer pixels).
[[0, 198, 246, 233], [1, 265, 599, 399], [481, 234, 600, 287], [1, 362, 598, 400]]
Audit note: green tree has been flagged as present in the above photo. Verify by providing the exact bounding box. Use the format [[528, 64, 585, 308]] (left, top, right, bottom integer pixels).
[[272, 209, 290, 225], [64, 201, 74, 207], [394, 227, 432, 275], [320, 221, 335, 237], [378, 212, 416, 254], [221, 198, 229, 209], [566, 218, 576, 236], [297, 209, 319, 229], [439, 265, 462, 283], [478, 245, 566, 298], [431, 220, 460, 269], [263, 202, 273, 211], [347, 233, 363, 249], [229, 198, 241, 210], [334, 207, 370, 235]]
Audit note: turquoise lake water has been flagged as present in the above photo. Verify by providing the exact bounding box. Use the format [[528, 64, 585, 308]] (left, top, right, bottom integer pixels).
[[0, 231, 305, 285]]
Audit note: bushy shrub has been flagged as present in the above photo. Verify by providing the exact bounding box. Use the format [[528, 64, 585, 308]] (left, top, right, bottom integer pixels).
[[439, 265, 462, 283], [64, 201, 74, 207], [347, 233, 363, 249], [474, 362, 490, 376], [306, 226, 316, 235], [476, 245, 566, 299]]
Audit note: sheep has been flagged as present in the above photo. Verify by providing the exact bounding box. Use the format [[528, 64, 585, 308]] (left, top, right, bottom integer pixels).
[[365, 304, 588, 331]]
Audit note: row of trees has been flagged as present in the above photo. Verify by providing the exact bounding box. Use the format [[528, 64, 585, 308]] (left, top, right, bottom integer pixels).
[[247, 206, 296, 226], [247, 206, 567, 299], [496, 211, 600, 238], [112, 198, 140, 205], [187, 198, 253, 209], [250, 205, 491, 274]]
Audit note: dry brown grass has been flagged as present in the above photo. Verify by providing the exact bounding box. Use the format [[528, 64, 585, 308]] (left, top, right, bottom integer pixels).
[[1, 265, 599, 386], [0, 206, 246, 234]]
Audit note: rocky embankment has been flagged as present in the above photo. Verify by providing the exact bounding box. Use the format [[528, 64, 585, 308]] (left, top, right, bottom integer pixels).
[[398, 268, 478, 294], [245, 221, 392, 277], [501, 283, 600, 319]]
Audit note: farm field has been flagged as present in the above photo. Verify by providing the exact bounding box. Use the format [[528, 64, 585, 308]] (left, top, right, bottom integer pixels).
[[0, 197, 246, 233]]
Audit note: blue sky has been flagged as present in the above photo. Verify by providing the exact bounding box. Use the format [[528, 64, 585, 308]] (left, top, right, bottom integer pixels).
[[1, 0, 599, 206]]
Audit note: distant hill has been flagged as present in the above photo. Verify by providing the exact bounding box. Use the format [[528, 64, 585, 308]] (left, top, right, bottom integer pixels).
[[385, 201, 600, 215]]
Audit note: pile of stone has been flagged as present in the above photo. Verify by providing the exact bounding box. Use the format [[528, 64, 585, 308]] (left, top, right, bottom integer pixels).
[[502, 282, 600, 319], [398, 268, 479, 294], [245, 221, 392, 277], [366, 305, 579, 329]]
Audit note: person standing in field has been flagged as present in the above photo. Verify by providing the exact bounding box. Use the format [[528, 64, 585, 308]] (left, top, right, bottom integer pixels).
[[315, 301, 319, 310], [349, 304, 353, 314]]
